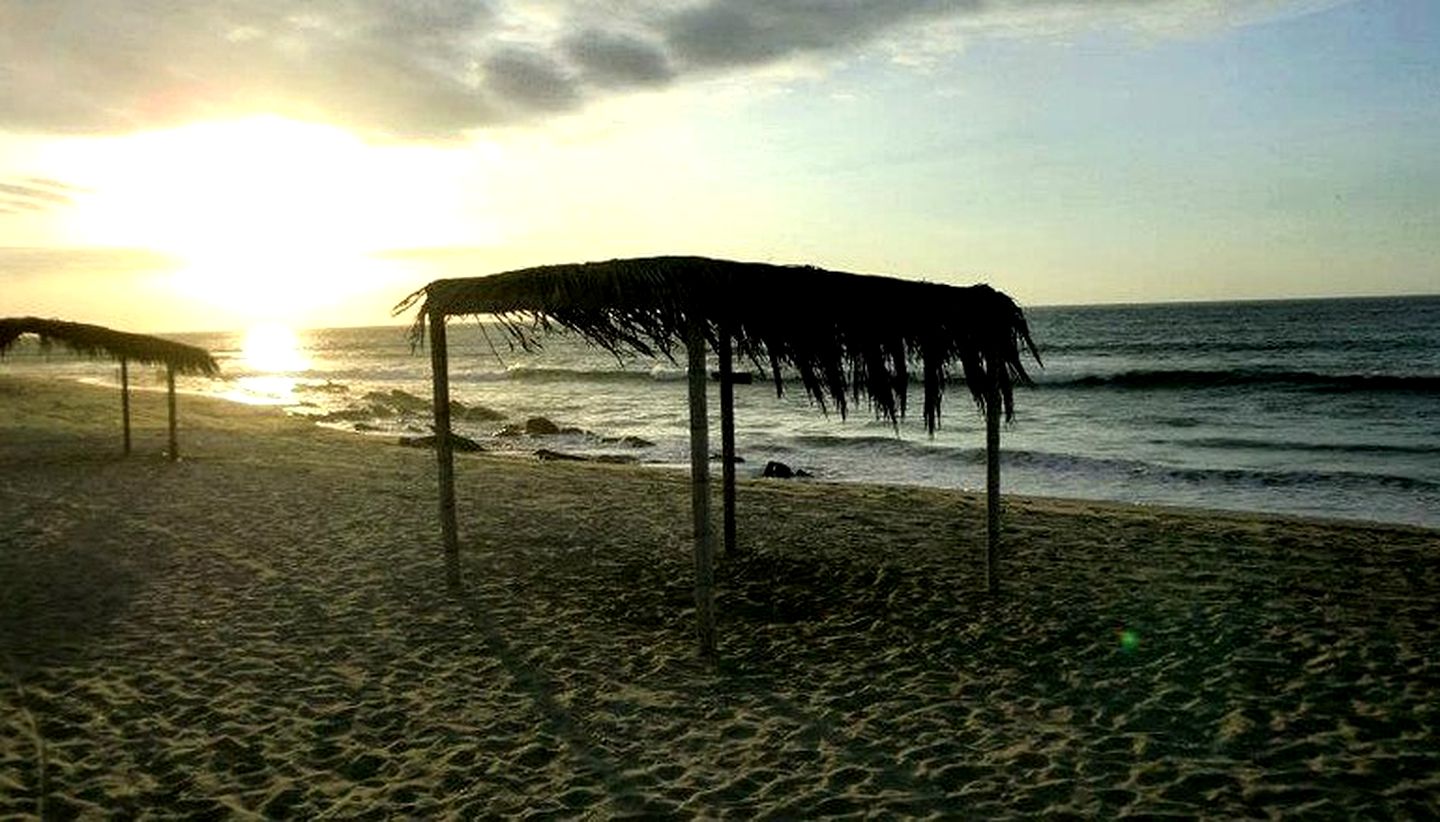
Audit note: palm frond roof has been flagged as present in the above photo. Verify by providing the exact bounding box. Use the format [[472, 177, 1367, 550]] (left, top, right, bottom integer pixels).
[[0, 317, 219, 376], [397, 256, 1039, 431]]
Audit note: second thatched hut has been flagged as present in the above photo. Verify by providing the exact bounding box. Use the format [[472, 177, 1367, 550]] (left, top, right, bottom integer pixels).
[[0, 316, 219, 459]]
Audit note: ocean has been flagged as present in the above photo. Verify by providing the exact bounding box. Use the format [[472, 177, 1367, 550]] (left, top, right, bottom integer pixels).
[[8, 295, 1438, 529]]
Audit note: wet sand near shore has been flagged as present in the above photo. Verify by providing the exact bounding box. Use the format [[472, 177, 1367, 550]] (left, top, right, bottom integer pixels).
[[2, 375, 1437, 818]]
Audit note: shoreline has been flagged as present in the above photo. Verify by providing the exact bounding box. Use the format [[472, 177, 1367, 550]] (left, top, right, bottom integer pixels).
[[3, 374, 1439, 816], [12, 370, 1436, 535]]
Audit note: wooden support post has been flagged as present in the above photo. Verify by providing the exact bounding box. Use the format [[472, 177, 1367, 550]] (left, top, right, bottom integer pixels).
[[120, 358, 131, 456], [166, 364, 178, 461], [429, 309, 459, 559], [718, 333, 738, 557], [687, 323, 717, 658], [985, 393, 1002, 594]]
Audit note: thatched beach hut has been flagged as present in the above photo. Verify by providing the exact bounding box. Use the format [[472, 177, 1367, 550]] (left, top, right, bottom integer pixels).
[[0, 317, 219, 459], [397, 256, 1039, 655]]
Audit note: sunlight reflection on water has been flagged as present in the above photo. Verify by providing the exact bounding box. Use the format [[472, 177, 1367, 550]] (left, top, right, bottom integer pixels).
[[223, 324, 311, 405], [226, 375, 301, 406]]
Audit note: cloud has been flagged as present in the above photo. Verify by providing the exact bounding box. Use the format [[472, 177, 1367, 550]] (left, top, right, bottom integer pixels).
[[562, 29, 674, 89], [0, 0, 1346, 140], [483, 48, 582, 113], [0, 246, 177, 279], [662, 0, 966, 70], [0, 177, 83, 215]]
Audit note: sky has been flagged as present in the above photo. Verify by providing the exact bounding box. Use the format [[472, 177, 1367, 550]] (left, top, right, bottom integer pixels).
[[1, 0, 1437, 332]]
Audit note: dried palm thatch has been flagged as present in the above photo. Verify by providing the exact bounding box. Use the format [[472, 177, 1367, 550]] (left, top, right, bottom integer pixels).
[[0, 317, 219, 376], [397, 256, 1039, 430]]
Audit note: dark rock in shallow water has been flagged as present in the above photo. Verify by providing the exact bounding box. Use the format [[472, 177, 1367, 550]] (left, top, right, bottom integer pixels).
[[496, 416, 563, 437], [353, 422, 381, 432], [526, 416, 562, 435], [449, 399, 505, 422], [762, 460, 810, 479], [535, 448, 585, 462], [762, 460, 793, 478], [362, 390, 503, 423], [603, 435, 655, 448], [399, 433, 484, 452], [711, 452, 745, 464], [363, 389, 431, 414]]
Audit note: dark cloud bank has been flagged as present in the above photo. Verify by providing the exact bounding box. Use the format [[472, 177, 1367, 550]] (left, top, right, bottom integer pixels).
[[0, 1, 1319, 139]]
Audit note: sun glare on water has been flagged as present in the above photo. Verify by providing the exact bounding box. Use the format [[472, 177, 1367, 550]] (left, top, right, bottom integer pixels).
[[231, 323, 310, 405]]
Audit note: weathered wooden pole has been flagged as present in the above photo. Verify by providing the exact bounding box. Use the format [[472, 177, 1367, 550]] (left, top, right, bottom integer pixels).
[[429, 308, 459, 559], [687, 321, 717, 657], [718, 332, 738, 557], [120, 358, 132, 456], [166, 364, 178, 461], [985, 391, 1002, 594]]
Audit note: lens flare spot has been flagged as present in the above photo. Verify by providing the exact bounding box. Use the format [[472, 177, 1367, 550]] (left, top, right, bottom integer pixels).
[[1118, 629, 1141, 652]]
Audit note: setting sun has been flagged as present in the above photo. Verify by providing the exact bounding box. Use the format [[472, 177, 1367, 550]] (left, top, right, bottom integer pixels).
[[241, 323, 309, 373], [39, 115, 498, 326]]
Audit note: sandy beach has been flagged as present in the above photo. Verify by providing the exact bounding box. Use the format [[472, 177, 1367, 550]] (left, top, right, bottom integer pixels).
[[2, 374, 1437, 818]]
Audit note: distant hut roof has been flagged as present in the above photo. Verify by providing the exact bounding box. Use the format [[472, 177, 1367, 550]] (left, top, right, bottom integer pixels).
[[0, 317, 219, 376], [397, 255, 1039, 431]]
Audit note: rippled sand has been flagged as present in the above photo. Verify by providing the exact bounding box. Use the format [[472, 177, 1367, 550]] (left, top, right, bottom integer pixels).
[[2, 375, 1437, 818]]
